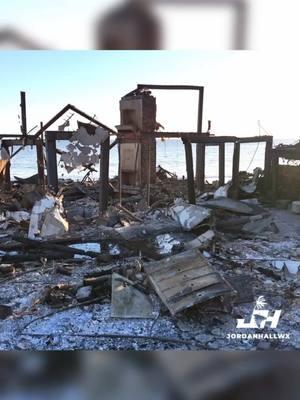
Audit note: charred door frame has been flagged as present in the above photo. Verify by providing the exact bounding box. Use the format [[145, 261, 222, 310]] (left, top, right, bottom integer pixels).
[[136, 84, 207, 191]]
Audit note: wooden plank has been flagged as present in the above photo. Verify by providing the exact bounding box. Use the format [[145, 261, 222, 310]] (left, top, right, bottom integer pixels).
[[154, 263, 212, 283], [169, 283, 232, 315], [145, 248, 207, 274], [162, 273, 221, 299], [1, 138, 36, 147], [45, 131, 74, 140]]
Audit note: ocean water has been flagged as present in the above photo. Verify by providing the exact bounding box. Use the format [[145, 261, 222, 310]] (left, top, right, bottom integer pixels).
[[8, 138, 295, 183]]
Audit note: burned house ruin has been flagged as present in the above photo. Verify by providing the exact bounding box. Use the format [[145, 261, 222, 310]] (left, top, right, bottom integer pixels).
[[1, 85, 300, 351]]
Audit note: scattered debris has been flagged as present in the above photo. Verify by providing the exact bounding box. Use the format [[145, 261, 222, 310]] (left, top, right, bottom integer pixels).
[[169, 199, 211, 231], [201, 197, 263, 215], [1, 88, 299, 350], [214, 184, 230, 199], [291, 201, 300, 214], [240, 167, 262, 194], [28, 195, 69, 239]]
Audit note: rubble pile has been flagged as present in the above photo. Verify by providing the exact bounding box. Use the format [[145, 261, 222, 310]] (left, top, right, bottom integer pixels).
[[0, 169, 299, 350]]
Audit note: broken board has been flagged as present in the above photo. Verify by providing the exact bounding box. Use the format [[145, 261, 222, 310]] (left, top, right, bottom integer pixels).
[[144, 248, 232, 316]]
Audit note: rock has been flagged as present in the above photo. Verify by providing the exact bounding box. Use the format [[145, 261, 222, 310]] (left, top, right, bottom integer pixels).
[[76, 286, 93, 302], [0, 305, 12, 320], [195, 333, 214, 343], [207, 341, 220, 349], [21, 190, 42, 209], [203, 197, 264, 215], [256, 341, 272, 350], [184, 230, 215, 250]]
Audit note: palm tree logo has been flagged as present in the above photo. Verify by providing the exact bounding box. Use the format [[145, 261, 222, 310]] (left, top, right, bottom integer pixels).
[[255, 296, 268, 310]]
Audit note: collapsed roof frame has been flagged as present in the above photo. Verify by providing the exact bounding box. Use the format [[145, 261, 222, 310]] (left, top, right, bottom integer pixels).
[[0, 93, 117, 212]]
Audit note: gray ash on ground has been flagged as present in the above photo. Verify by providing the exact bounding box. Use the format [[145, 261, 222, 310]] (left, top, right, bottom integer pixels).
[[0, 178, 300, 350]]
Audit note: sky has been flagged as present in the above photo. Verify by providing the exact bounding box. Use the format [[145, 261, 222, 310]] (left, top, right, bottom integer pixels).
[[0, 50, 300, 140]]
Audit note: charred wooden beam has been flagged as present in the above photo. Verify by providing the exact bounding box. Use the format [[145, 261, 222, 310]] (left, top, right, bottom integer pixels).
[[154, 133, 271, 144], [33, 105, 71, 139], [137, 84, 204, 91], [68, 104, 117, 134]]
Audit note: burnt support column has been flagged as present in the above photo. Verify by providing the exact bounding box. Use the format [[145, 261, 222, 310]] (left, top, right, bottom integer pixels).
[[231, 141, 240, 199], [36, 133, 45, 188], [2, 143, 11, 190], [196, 87, 204, 189], [264, 137, 273, 193], [271, 154, 279, 206], [118, 91, 157, 187], [197, 87, 204, 134], [20, 91, 27, 136], [219, 143, 225, 186], [99, 136, 110, 214], [183, 139, 196, 204], [196, 144, 206, 193], [45, 131, 58, 193]]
